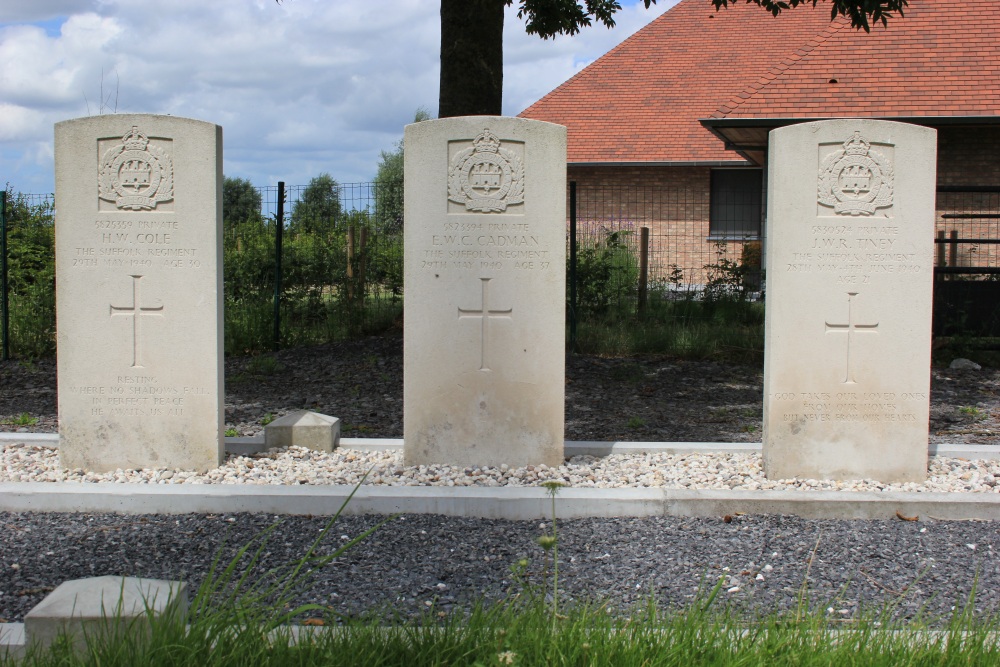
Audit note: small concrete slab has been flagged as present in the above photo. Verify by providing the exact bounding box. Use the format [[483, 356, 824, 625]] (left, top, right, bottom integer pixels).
[[24, 576, 187, 652], [264, 410, 341, 452], [0, 623, 25, 661]]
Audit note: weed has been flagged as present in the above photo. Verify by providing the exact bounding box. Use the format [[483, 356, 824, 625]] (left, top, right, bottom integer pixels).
[[626, 416, 647, 429], [260, 413, 275, 426], [224, 427, 239, 438], [247, 355, 282, 376], [1, 412, 37, 426], [739, 424, 759, 434], [959, 406, 985, 420]]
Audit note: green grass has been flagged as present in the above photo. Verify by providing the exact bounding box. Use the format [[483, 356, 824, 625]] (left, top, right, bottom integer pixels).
[[573, 296, 765, 363], [12, 581, 1000, 667], [0, 412, 38, 426], [224, 295, 402, 356]]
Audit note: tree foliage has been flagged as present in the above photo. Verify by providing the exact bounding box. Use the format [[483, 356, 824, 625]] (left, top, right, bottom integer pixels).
[[374, 108, 430, 231], [712, 0, 907, 31], [2, 186, 56, 357], [223, 176, 263, 227], [290, 173, 342, 235]]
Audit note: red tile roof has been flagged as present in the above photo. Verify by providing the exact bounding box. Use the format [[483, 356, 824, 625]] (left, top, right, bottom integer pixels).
[[715, 0, 1000, 119], [518, 0, 1000, 164]]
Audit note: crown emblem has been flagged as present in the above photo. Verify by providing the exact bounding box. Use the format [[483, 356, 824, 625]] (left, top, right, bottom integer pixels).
[[472, 129, 501, 154], [843, 131, 870, 156], [122, 126, 150, 151], [98, 125, 174, 211], [448, 128, 524, 213]]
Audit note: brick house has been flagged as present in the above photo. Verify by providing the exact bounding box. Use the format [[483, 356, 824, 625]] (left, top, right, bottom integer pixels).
[[519, 0, 1000, 289]]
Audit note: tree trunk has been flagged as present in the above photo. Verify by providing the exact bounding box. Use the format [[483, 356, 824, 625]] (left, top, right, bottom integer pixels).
[[438, 0, 505, 118]]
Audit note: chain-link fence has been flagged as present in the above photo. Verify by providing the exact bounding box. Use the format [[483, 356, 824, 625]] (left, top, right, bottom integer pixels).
[[0, 182, 403, 359], [933, 187, 1000, 336], [4, 180, 999, 359], [0, 190, 56, 360]]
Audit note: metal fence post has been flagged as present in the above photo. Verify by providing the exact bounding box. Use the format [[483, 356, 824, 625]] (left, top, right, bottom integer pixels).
[[273, 181, 285, 352], [568, 181, 577, 352], [1, 190, 8, 361], [638, 226, 649, 315]]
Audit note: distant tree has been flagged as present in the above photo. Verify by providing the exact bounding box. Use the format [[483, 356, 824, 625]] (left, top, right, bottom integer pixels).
[[290, 173, 342, 236], [222, 176, 263, 226], [437, 0, 907, 118], [221, 177, 271, 303], [374, 108, 431, 231]]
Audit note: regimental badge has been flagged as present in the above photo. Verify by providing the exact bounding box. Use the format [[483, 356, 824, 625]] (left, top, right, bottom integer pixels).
[[98, 126, 174, 211], [448, 129, 524, 213], [818, 131, 893, 216]]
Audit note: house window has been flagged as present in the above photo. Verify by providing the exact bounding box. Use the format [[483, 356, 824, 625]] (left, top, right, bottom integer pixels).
[[710, 168, 762, 239]]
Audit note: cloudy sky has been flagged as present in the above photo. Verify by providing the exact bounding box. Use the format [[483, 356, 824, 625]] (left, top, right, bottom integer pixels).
[[0, 0, 673, 195]]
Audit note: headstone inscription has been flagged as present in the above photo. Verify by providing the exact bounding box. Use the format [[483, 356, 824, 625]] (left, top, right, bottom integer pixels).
[[55, 114, 224, 472], [403, 116, 566, 467], [763, 119, 936, 483]]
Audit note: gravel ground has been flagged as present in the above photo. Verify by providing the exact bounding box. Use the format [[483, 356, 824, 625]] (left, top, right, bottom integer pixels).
[[3, 332, 999, 444], [1, 333, 1000, 625], [1, 511, 998, 626]]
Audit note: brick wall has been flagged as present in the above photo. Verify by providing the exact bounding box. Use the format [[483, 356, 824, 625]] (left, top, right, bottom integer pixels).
[[568, 165, 758, 287], [567, 128, 1000, 285]]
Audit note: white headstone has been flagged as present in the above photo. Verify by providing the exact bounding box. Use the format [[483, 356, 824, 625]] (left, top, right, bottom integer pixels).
[[763, 119, 936, 483], [55, 114, 224, 472], [403, 116, 566, 467]]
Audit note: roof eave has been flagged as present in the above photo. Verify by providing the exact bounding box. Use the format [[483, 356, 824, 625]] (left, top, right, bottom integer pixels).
[[701, 115, 1000, 165]]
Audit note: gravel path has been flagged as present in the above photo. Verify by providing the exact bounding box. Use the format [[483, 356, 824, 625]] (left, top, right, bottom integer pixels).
[[1, 334, 999, 625], [0, 511, 997, 626]]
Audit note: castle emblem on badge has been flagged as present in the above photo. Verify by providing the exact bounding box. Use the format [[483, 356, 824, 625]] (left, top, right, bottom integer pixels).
[[818, 131, 893, 216], [448, 129, 524, 213], [99, 126, 174, 211]]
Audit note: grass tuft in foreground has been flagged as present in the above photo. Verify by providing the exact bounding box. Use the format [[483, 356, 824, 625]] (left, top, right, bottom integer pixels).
[[11, 584, 1000, 667]]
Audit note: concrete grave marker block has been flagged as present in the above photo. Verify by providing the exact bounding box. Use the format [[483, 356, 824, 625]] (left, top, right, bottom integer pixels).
[[264, 410, 341, 452], [403, 117, 566, 467], [24, 576, 187, 652], [763, 119, 936, 483], [55, 114, 224, 472]]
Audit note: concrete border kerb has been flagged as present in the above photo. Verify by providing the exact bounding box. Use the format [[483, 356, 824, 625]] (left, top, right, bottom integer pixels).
[[2, 435, 999, 520]]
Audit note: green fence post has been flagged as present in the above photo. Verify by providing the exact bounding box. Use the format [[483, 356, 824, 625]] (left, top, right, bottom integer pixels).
[[1, 190, 8, 361], [273, 182, 285, 352]]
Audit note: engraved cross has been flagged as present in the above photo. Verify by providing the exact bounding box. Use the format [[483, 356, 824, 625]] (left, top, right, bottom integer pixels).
[[110, 274, 164, 368], [825, 291, 879, 384], [458, 277, 512, 372]]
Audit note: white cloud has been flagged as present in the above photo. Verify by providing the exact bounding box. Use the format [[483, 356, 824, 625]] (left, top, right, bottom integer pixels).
[[0, 0, 672, 192], [0, 0, 96, 22]]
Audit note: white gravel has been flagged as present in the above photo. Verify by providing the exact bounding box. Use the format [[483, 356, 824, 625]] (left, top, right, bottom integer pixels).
[[3, 443, 1000, 493]]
